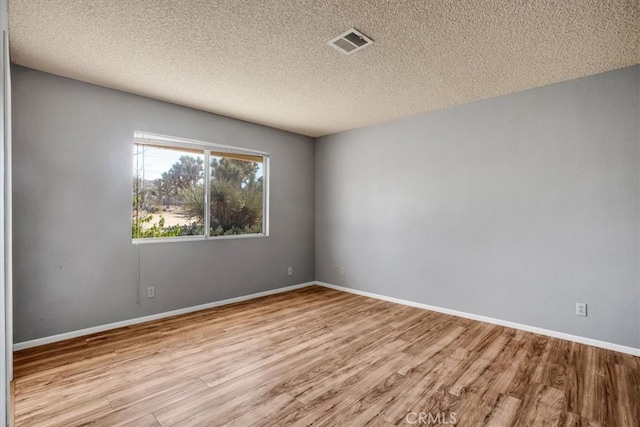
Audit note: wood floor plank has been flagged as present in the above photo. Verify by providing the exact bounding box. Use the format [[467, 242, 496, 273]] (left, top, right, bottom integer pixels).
[[512, 382, 565, 426], [558, 411, 601, 427], [12, 285, 640, 427], [484, 394, 521, 426], [16, 394, 113, 427], [286, 352, 411, 426], [449, 334, 508, 397], [612, 363, 639, 427], [380, 347, 468, 424], [507, 334, 549, 399]]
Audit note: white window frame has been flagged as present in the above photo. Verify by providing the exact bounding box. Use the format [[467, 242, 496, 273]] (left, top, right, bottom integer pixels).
[[132, 131, 270, 244]]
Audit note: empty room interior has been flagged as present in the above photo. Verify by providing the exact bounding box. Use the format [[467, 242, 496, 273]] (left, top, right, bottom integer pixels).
[[0, 0, 639, 426]]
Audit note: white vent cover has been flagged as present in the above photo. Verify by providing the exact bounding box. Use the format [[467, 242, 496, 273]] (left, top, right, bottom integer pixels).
[[328, 28, 373, 55]]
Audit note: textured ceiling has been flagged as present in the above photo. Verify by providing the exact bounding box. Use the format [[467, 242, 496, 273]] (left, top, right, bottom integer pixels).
[[8, 0, 640, 137]]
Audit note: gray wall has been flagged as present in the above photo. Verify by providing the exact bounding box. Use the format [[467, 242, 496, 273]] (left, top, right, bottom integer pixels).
[[316, 65, 640, 348], [12, 66, 315, 343], [1, 0, 10, 423], [12, 64, 640, 349]]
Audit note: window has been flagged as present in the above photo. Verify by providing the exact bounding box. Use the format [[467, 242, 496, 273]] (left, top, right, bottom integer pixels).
[[132, 132, 268, 241]]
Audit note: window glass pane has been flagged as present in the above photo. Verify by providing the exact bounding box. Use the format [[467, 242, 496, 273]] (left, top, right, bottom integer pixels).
[[209, 153, 264, 236], [133, 144, 205, 238]]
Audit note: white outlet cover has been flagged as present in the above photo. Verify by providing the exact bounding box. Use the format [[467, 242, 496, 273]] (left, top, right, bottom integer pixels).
[[575, 302, 587, 317]]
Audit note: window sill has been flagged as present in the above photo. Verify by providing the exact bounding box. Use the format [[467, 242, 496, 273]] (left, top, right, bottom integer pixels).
[[132, 233, 268, 245]]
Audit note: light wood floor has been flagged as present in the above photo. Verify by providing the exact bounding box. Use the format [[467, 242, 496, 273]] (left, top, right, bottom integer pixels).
[[13, 286, 640, 426]]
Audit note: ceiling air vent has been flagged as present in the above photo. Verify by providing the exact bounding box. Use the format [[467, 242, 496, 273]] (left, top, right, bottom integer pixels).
[[328, 28, 373, 55]]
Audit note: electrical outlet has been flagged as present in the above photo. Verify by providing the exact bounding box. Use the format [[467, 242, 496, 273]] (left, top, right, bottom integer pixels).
[[147, 286, 155, 298], [288, 266, 293, 276], [340, 266, 346, 276], [576, 302, 587, 317]]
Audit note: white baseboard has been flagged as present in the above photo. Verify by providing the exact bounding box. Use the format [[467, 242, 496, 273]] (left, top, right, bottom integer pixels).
[[13, 282, 315, 351], [316, 281, 640, 357], [15, 280, 640, 357]]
